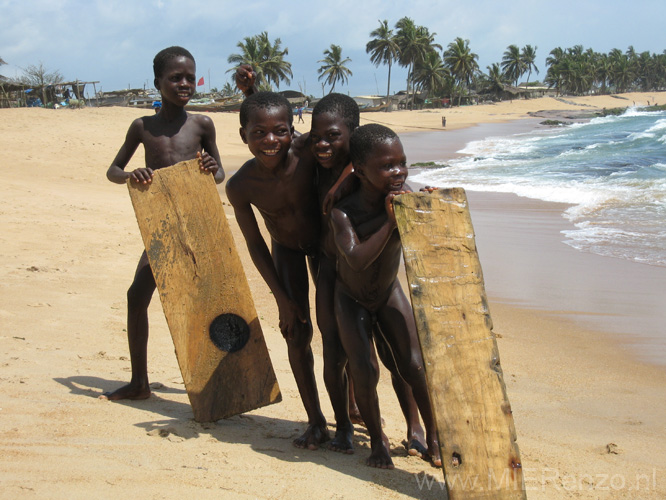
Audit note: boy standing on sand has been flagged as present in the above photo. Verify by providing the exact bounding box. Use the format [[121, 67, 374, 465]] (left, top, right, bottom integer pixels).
[[330, 124, 441, 469], [307, 94, 432, 461], [225, 92, 329, 450], [103, 46, 223, 401]]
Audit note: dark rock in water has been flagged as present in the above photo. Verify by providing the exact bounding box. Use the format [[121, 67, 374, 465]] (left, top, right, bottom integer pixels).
[[540, 119, 571, 126]]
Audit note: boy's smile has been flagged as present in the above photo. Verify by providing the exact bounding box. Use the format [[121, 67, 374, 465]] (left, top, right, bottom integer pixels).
[[357, 139, 408, 194], [155, 56, 196, 107], [240, 107, 293, 170], [310, 112, 351, 170]]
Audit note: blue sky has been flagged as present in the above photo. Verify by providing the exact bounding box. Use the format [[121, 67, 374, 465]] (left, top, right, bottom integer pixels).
[[1, 0, 664, 97]]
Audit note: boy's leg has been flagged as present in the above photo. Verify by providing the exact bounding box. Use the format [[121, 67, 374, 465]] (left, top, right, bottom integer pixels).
[[335, 285, 393, 469], [376, 281, 442, 467], [374, 330, 427, 458], [346, 372, 363, 424], [315, 256, 353, 453], [101, 251, 155, 401], [272, 242, 328, 449]]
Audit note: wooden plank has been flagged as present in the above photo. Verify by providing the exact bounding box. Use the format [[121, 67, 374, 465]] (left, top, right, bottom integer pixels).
[[394, 188, 525, 499], [128, 159, 281, 422]]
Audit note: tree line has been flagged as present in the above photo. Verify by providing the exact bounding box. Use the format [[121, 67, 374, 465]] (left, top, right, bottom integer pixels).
[[4, 20, 665, 107], [226, 18, 666, 108]]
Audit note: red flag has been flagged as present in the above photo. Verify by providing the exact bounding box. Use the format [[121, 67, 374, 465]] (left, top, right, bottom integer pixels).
[[197, 77, 204, 86]]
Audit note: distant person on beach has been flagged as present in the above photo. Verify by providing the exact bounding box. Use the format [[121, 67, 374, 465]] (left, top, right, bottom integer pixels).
[[151, 100, 161, 113], [329, 123, 441, 469], [297, 106, 304, 123], [102, 46, 223, 401], [225, 90, 329, 450]]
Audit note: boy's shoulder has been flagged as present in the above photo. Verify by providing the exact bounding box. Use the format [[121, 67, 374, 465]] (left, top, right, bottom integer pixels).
[[332, 189, 360, 214], [226, 158, 257, 192], [187, 111, 215, 128]]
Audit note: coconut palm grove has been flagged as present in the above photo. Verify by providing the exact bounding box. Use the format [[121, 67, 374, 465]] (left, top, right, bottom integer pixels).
[[3, 16, 665, 108], [222, 17, 665, 108]]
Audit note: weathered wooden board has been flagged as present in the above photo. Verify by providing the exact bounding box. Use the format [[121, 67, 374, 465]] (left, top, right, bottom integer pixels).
[[394, 188, 525, 499], [128, 159, 281, 422]]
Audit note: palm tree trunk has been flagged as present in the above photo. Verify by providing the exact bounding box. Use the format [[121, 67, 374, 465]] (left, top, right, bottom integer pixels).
[[409, 63, 415, 110], [385, 61, 392, 112]]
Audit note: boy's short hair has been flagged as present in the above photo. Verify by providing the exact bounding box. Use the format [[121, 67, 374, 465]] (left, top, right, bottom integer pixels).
[[240, 91, 293, 128], [312, 93, 360, 132], [153, 46, 195, 78], [350, 124, 399, 166]]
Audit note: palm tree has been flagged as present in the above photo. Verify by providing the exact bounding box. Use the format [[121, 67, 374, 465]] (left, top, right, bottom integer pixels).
[[594, 53, 611, 94], [501, 44, 525, 86], [484, 63, 511, 100], [609, 53, 635, 93], [545, 47, 565, 94], [366, 19, 400, 111], [221, 82, 235, 97], [317, 44, 352, 94], [412, 51, 449, 99], [443, 37, 479, 106], [227, 32, 292, 90], [395, 18, 441, 109], [520, 45, 539, 84]]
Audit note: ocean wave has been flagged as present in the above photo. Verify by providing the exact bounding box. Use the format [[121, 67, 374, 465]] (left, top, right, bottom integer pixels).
[[410, 110, 666, 266]]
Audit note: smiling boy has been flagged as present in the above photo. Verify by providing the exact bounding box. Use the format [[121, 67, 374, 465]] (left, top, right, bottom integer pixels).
[[330, 124, 441, 469], [103, 46, 223, 401], [307, 95, 432, 460], [225, 92, 328, 450]]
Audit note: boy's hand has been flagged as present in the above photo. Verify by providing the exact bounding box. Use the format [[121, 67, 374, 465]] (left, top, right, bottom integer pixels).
[[277, 297, 307, 340], [386, 190, 410, 223], [235, 65, 257, 96], [197, 151, 218, 176], [130, 167, 154, 185]]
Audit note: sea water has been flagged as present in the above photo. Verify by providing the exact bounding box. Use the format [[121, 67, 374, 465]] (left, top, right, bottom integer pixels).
[[410, 108, 666, 267]]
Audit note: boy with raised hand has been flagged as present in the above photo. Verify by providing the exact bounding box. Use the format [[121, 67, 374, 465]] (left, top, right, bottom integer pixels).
[[225, 92, 329, 450], [329, 124, 441, 469], [103, 46, 223, 401]]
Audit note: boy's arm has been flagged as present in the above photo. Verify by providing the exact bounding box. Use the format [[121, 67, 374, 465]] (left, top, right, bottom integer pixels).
[[198, 115, 225, 184], [106, 119, 152, 184], [330, 205, 396, 272], [322, 162, 356, 215], [225, 179, 306, 338]]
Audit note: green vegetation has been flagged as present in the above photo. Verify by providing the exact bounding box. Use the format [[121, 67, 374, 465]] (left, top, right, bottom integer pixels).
[[545, 45, 666, 96], [221, 29, 666, 108], [317, 44, 352, 94], [227, 32, 292, 91], [366, 20, 400, 112]]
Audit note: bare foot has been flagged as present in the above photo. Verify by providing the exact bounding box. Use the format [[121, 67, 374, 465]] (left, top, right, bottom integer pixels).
[[329, 425, 354, 454], [367, 437, 394, 469], [293, 423, 329, 450], [403, 438, 428, 458], [99, 383, 151, 401], [428, 440, 442, 468]]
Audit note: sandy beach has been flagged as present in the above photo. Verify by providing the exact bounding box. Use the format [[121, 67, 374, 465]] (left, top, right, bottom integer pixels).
[[1, 92, 665, 499]]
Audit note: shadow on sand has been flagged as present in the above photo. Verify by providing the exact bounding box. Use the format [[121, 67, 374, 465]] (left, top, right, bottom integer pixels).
[[55, 375, 447, 499]]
